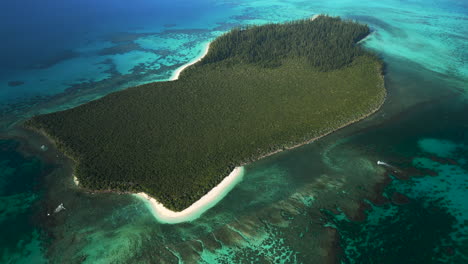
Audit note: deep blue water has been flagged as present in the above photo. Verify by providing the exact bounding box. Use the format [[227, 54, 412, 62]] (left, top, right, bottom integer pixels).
[[1, 0, 217, 73], [0, 0, 467, 263]]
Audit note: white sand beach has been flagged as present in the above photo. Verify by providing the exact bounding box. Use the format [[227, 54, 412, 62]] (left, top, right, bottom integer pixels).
[[170, 42, 211, 81], [73, 175, 79, 186], [357, 31, 374, 44], [135, 167, 245, 224], [311, 14, 321, 21]]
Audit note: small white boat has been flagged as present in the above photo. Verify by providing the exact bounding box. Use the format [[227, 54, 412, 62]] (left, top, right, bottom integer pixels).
[[54, 203, 66, 213]]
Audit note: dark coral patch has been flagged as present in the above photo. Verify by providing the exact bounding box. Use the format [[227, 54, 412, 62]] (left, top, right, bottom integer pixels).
[[98, 43, 142, 56], [391, 192, 410, 205], [8, 81, 25, 87]]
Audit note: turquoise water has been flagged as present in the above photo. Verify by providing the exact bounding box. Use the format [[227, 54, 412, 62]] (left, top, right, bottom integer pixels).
[[0, 0, 467, 263], [323, 99, 468, 263], [0, 140, 49, 263]]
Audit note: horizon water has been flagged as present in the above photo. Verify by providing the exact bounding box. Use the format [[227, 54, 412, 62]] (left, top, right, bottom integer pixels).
[[0, 0, 467, 263]]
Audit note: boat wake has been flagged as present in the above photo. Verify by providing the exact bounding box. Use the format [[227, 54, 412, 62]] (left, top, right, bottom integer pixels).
[[377, 160, 402, 174], [377, 160, 391, 167]]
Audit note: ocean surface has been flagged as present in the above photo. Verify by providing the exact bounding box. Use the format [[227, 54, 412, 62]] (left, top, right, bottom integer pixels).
[[0, 0, 467, 263]]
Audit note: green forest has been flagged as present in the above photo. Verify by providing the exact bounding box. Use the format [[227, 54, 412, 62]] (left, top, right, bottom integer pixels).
[[201, 16, 370, 71], [25, 16, 386, 211]]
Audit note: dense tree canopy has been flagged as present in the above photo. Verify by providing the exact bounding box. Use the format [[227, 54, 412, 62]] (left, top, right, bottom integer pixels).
[[202, 15, 370, 71], [25, 16, 385, 211]]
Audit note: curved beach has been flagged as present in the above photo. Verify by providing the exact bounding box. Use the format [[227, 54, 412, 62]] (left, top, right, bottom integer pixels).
[[170, 42, 211, 81], [135, 167, 245, 224]]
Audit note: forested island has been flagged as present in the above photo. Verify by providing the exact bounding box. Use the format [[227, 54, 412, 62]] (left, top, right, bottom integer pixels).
[[25, 16, 386, 211]]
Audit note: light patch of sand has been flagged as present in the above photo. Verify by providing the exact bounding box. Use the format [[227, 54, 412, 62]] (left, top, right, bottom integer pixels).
[[73, 175, 79, 186]]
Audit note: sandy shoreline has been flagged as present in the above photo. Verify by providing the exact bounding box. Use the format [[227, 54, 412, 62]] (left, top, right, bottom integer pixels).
[[170, 42, 211, 81], [357, 31, 375, 44], [135, 167, 245, 224], [73, 175, 79, 186], [311, 14, 320, 21]]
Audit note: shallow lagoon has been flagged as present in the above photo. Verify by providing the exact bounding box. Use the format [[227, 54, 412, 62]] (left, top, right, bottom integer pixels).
[[0, 0, 467, 263]]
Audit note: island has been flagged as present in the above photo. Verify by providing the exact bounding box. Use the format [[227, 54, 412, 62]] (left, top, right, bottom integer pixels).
[[25, 16, 386, 219]]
